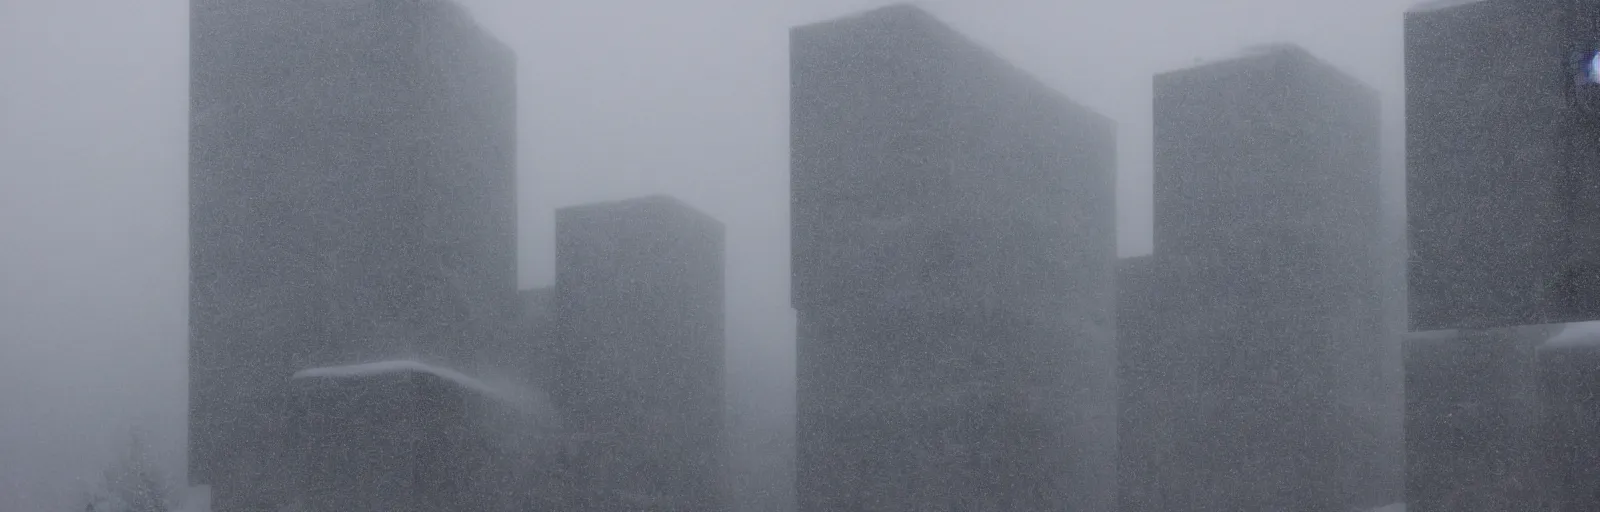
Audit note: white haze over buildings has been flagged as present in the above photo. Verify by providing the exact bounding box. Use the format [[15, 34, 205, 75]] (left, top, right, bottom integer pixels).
[[0, 0, 1411, 509]]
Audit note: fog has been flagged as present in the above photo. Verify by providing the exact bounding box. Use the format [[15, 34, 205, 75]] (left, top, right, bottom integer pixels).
[[0, 0, 1411, 510]]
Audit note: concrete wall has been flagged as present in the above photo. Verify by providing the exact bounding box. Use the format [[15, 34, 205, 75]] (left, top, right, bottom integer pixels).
[[1116, 255, 1202, 511], [552, 196, 727, 512], [1406, 0, 1600, 331], [1536, 329, 1600, 512], [506, 287, 556, 390], [1405, 326, 1553, 512], [188, 1, 515, 508], [286, 366, 546, 512], [791, 5, 1116, 511], [1122, 44, 1391, 511]]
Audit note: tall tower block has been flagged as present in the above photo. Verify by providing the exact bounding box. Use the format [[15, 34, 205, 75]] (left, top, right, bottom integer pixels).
[[1407, 0, 1600, 331], [552, 196, 727, 512], [188, 1, 515, 509], [791, 5, 1118, 511], [1121, 43, 1390, 511]]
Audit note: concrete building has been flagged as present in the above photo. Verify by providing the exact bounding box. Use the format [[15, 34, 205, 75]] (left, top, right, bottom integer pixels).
[[1116, 254, 1210, 511], [791, 5, 1117, 511], [1407, 322, 1600, 512], [188, 0, 515, 509], [502, 287, 556, 389], [1405, 325, 1553, 512], [519, 287, 554, 339], [1406, 0, 1600, 331], [552, 196, 727, 512], [1536, 323, 1600, 512], [286, 361, 552, 512], [1120, 43, 1391, 511]]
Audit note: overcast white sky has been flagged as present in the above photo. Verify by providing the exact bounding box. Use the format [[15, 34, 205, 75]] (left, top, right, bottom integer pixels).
[[0, 0, 1411, 509]]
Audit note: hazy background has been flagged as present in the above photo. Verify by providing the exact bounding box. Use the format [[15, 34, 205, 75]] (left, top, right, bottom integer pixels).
[[0, 0, 1410, 509]]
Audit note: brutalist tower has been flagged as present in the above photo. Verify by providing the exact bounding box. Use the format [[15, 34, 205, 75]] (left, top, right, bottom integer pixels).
[[552, 196, 727, 512], [1407, 0, 1600, 331], [1117, 254, 1200, 510], [188, 1, 516, 509], [791, 5, 1117, 511], [1120, 44, 1390, 511], [1403, 325, 1552, 512]]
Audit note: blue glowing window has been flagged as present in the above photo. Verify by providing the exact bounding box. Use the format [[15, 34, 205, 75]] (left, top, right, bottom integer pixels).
[[1588, 51, 1600, 84]]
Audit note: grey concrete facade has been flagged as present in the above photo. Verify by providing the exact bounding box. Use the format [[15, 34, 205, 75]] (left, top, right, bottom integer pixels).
[[791, 5, 1117, 511], [1120, 44, 1391, 511], [1406, 0, 1600, 331], [552, 196, 727, 512], [1116, 254, 1205, 511], [1536, 324, 1600, 512], [286, 362, 549, 512], [1407, 323, 1600, 512], [188, 1, 516, 509], [728, 405, 795, 512], [504, 287, 556, 390], [1405, 326, 1553, 512]]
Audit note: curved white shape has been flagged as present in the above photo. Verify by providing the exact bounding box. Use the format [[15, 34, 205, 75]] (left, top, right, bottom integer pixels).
[[294, 359, 513, 406], [1543, 321, 1600, 349], [1586, 51, 1600, 84]]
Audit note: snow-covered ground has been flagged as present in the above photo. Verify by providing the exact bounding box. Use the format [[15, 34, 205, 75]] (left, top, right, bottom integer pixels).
[[1542, 321, 1600, 349]]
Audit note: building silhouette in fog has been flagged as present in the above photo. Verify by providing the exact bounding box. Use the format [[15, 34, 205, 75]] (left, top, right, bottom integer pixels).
[[1404, 325, 1551, 512], [791, 5, 1117, 511], [1117, 253, 1197, 508], [1536, 323, 1600, 512], [1119, 44, 1390, 512], [551, 196, 727, 512], [188, 0, 516, 509], [287, 361, 549, 512], [1407, 0, 1600, 331], [503, 287, 556, 389]]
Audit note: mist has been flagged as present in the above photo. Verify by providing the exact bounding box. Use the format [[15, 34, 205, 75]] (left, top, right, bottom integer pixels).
[[0, 0, 1412, 510]]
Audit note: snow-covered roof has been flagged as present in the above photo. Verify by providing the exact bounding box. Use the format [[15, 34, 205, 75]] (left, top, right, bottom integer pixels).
[[293, 360, 513, 405], [556, 194, 722, 230], [1406, 328, 1463, 344], [1407, 0, 1487, 13], [1542, 321, 1600, 349], [1169, 42, 1309, 73], [1234, 42, 1304, 60]]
